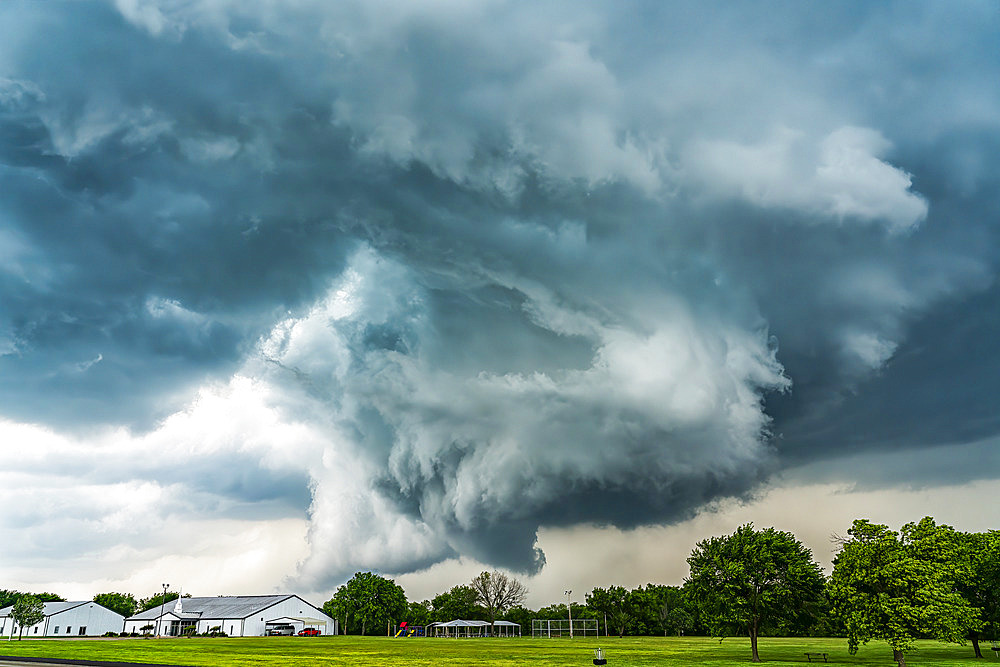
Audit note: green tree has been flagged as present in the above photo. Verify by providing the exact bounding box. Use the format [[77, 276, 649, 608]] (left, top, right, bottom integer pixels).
[[138, 591, 188, 613], [662, 606, 694, 636], [470, 570, 528, 635], [0, 591, 63, 610], [829, 518, 980, 667], [93, 592, 138, 618], [404, 600, 432, 627], [324, 572, 407, 635], [586, 586, 631, 637], [654, 585, 696, 636], [10, 595, 45, 640], [501, 605, 533, 634], [685, 523, 825, 662], [430, 585, 485, 622], [948, 529, 1000, 658]]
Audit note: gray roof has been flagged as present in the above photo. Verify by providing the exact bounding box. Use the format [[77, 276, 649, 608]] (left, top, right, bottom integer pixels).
[[0, 601, 117, 618], [127, 595, 298, 621]]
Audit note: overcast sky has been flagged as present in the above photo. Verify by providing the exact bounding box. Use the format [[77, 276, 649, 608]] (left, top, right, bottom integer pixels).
[[2, 0, 999, 609]]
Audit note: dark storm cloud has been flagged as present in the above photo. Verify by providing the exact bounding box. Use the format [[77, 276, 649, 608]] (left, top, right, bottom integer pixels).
[[1, 0, 999, 584]]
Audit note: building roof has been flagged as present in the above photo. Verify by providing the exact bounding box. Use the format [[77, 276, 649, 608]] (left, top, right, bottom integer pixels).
[[0, 601, 118, 618], [127, 595, 301, 621], [430, 619, 490, 627]]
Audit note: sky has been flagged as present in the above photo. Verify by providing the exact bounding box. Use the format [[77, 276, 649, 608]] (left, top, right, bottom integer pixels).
[[1, 0, 999, 609]]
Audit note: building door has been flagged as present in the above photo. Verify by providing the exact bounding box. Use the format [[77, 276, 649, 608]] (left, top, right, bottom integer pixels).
[[78, 627, 87, 636]]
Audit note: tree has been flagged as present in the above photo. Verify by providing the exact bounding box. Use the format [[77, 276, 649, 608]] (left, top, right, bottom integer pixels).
[[430, 585, 484, 622], [948, 529, 1000, 658], [138, 591, 188, 613], [829, 518, 980, 667], [0, 591, 63, 610], [93, 592, 138, 618], [586, 586, 631, 637], [653, 585, 695, 636], [661, 606, 693, 637], [405, 600, 432, 627], [470, 571, 528, 635], [323, 572, 407, 636], [501, 605, 533, 633], [10, 595, 44, 640], [685, 523, 825, 662]]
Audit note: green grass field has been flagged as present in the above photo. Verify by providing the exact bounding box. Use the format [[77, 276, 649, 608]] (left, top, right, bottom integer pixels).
[[0, 636, 987, 666]]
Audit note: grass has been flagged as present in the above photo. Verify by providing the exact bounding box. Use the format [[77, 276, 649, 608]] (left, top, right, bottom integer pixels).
[[0, 636, 987, 666]]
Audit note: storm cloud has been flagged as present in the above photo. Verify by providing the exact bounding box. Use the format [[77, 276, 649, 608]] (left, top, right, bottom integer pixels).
[[1, 1, 999, 591]]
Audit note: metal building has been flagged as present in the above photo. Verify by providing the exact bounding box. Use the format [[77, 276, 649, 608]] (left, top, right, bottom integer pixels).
[[0, 601, 125, 638], [123, 594, 337, 637]]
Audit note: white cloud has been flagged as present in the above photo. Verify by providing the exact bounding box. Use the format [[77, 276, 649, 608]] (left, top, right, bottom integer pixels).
[[688, 126, 928, 231], [180, 135, 241, 162]]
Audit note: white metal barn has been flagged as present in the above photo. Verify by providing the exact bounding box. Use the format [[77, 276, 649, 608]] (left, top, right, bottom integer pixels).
[[124, 595, 337, 637], [0, 601, 125, 637]]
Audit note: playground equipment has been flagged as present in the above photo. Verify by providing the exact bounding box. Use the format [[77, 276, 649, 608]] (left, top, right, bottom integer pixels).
[[393, 622, 425, 637]]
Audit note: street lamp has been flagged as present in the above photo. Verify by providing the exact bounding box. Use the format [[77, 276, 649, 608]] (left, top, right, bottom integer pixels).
[[564, 590, 573, 639], [158, 584, 169, 638]]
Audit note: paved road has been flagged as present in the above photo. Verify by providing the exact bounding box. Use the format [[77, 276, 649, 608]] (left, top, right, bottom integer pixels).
[[0, 657, 193, 667]]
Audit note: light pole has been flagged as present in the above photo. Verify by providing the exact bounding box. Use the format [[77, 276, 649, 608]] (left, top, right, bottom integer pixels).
[[564, 590, 573, 639], [158, 583, 169, 638]]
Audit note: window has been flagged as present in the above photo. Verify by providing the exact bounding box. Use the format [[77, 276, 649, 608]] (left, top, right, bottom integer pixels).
[[54, 626, 59, 634], [34, 627, 38, 634], [79, 626, 86, 636], [66, 627, 72, 634]]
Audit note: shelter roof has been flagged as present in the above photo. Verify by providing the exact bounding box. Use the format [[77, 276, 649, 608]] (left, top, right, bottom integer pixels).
[[430, 619, 490, 627]]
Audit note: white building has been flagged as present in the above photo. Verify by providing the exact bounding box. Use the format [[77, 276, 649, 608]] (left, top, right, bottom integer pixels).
[[0, 601, 125, 638], [124, 595, 337, 637]]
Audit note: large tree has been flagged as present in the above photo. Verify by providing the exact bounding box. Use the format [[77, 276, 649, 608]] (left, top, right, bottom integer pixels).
[[470, 570, 528, 635], [829, 518, 979, 667], [324, 572, 407, 636], [10, 595, 44, 640], [431, 584, 484, 622], [93, 592, 138, 619], [685, 523, 825, 662], [949, 529, 1000, 658], [586, 586, 631, 637]]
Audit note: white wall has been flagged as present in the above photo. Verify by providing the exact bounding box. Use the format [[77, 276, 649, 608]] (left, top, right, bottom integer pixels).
[[46, 603, 125, 636], [0, 603, 124, 637], [124, 612, 178, 635], [241, 597, 336, 637]]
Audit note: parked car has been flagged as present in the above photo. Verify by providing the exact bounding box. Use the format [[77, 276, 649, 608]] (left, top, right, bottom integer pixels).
[[298, 628, 321, 636], [266, 624, 295, 636]]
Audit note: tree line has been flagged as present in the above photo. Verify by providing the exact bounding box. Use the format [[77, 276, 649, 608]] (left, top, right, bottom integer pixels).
[[321, 517, 1000, 667]]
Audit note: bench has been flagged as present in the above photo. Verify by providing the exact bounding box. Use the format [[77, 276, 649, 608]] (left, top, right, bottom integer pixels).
[[804, 653, 828, 663]]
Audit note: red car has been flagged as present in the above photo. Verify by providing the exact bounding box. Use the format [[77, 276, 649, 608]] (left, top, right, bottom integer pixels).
[[298, 628, 321, 636]]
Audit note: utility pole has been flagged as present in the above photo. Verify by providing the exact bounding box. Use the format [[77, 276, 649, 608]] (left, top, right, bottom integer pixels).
[[564, 590, 573, 639], [158, 583, 169, 638]]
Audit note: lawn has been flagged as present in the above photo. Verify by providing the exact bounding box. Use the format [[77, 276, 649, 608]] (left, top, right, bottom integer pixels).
[[0, 636, 986, 666]]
